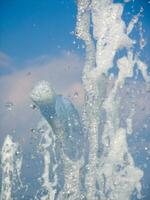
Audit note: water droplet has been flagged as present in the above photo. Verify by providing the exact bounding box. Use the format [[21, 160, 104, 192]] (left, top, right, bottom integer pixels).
[[70, 31, 74, 35], [124, 0, 131, 3], [31, 154, 35, 160], [5, 102, 14, 111], [68, 123, 72, 127], [143, 163, 147, 168], [27, 72, 31, 76], [145, 147, 148, 151], [146, 156, 149, 161], [143, 124, 147, 129], [15, 151, 20, 156], [74, 92, 79, 98], [30, 104, 37, 110], [38, 127, 45, 134], [140, 38, 146, 49], [80, 194, 86, 199], [30, 128, 36, 133], [75, 121, 79, 126], [12, 129, 16, 134]]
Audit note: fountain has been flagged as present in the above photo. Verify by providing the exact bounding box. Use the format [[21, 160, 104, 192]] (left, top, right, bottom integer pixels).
[[0, 135, 22, 200], [0, 0, 149, 199]]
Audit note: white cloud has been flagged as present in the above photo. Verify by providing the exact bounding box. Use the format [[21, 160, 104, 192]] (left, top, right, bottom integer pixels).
[[0, 51, 83, 104], [0, 51, 84, 146], [0, 51, 149, 148]]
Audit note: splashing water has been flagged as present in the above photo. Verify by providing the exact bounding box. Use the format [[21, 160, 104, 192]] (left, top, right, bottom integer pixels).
[[76, 0, 148, 199], [31, 81, 84, 200], [0, 135, 22, 200], [34, 120, 57, 200], [0, 0, 149, 200]]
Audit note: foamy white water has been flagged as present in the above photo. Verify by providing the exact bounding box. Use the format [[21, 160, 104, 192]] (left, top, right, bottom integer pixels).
[[0, 135, 22, 200], [76, 0, 148, 199], [35, 120, 57, 200]]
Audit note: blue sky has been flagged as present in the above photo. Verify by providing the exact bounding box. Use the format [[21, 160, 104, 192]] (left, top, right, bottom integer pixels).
[[0, 0, 78, 63], [0, 0, 149, 72]]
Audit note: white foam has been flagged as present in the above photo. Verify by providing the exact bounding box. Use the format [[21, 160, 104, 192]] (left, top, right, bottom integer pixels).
[[0, 135, 22, 200], [76, 0, 147, 199], [31, 81, 55, 106], [36, 120, 57, 200]]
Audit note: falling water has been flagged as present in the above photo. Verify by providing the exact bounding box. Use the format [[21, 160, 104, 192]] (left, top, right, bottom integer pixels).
[[76, 0, 149, 199], [0, 135, 22, 200], [30, 81, 84, 200], [34, 120, 57, 200], [0, 0, 149, 200]]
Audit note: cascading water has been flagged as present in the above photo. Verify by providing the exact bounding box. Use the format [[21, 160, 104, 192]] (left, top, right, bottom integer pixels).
[[0, 0, 149, 200]]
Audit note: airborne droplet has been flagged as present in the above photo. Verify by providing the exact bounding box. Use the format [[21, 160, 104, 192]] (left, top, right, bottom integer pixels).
[[30, 128, 36, 133], [30, 104, 37, 110], [74, 92, 79, 98], [5, 102, 14, 111]]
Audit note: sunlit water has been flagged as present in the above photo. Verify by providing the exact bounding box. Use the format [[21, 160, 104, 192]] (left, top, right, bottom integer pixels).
[[0, 0, 149, 200]]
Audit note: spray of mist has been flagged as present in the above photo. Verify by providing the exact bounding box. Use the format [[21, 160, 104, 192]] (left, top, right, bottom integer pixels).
[[1, 0, 149, 200]]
